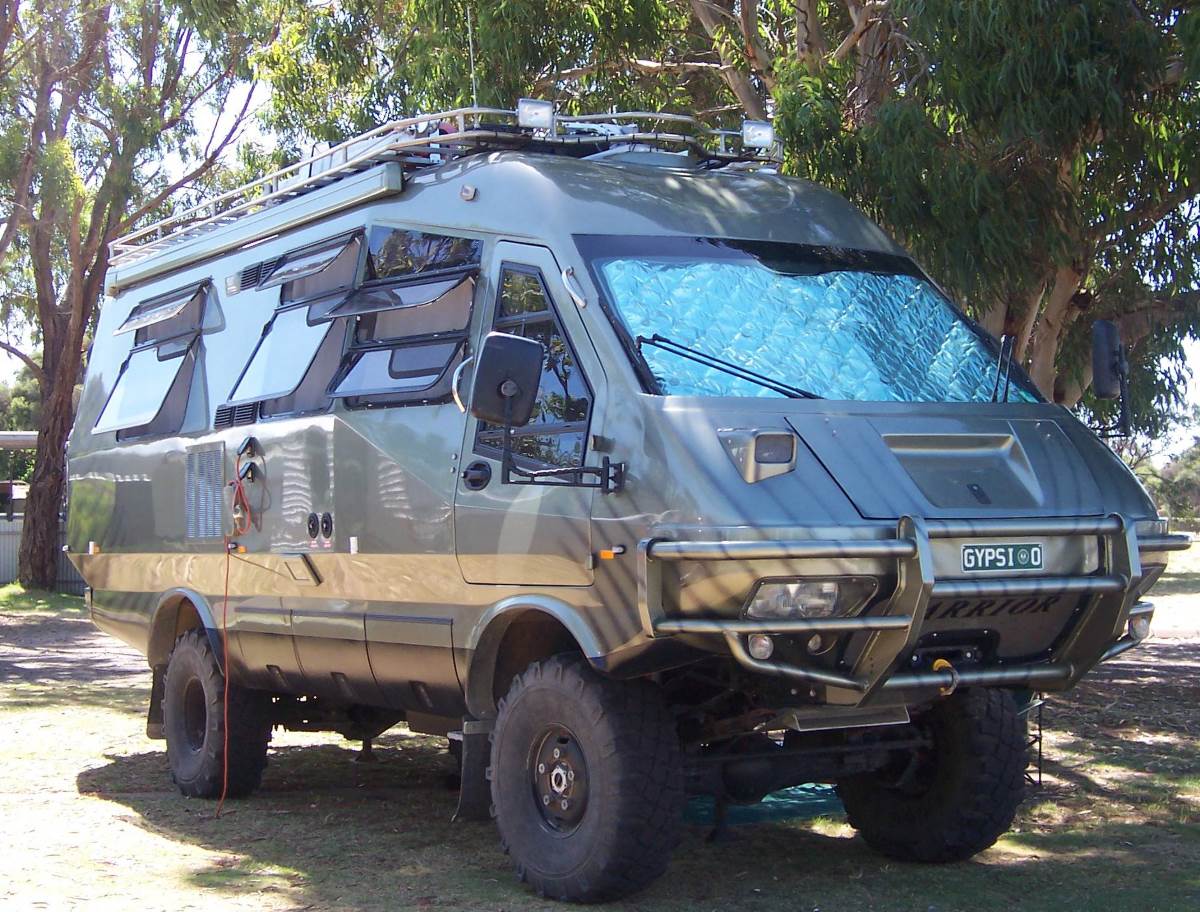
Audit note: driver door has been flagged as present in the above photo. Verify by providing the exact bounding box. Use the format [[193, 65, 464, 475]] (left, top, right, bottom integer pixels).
[[452, 242, 601, 586]]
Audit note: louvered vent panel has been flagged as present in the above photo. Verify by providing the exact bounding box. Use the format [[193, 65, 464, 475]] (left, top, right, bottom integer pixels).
[[233, 402, 259, 425], [239, 256, 282, 291], [213, 402, 258, 429], [186, 447, 224, 539]]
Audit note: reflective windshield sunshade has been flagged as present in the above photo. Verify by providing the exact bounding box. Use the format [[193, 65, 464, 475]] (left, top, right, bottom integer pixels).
[[583, 236, 1039, 405], [94, 347, 191, 433], [228, 307, 336, 405]]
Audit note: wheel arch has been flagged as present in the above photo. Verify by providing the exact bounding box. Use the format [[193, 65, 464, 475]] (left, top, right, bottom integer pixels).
[[148, 587, 223, 668], [463, 595, 608, 719]]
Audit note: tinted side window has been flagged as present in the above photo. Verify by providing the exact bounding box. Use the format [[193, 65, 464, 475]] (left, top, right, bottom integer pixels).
[[366, 227, 481, 279], [475, 268, 591, 468]]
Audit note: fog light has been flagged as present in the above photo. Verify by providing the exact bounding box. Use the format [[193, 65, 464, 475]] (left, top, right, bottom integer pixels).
[[1128, 614, 1152, 643], [747, 634, 775, 661]]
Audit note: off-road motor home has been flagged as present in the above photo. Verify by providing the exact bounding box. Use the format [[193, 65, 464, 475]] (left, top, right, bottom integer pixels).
[[67, 101, 1189, 902]]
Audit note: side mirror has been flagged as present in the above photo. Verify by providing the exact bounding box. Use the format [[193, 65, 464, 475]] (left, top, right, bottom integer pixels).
[[1092, 320, 1123, 400], [469, 331, 544, 426]]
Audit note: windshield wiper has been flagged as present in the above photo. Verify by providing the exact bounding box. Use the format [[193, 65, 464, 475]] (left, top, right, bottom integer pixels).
[[635, 334, 822, 400]]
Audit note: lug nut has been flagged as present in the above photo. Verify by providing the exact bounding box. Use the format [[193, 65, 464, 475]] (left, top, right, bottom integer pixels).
[[542, 794, 550, 806], [567, 770, 574, 781], [552, 748, 561, 759], [560, 800, 569, 811], [537, 763, 546, 774]]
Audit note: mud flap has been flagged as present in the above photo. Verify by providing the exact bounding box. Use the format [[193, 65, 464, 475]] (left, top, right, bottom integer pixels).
[[146, 664, 166, 739], [452, 717, 494, 822]]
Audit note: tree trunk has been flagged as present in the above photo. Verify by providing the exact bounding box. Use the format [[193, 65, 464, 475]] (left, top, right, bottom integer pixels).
[[17, 382, 74, 589]]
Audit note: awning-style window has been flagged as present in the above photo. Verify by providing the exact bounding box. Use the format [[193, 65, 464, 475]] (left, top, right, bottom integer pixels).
[[330, 340, 463, 399], [227, 306, 336, 406], [260, 232, 361, 296], [114, 281, 207, 341], [94, 346, 193, 433], [313, 274, 473, 322]]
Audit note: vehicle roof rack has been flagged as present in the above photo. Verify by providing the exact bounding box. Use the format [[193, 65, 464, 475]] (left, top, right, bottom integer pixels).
[[108, 104, 780, 271]]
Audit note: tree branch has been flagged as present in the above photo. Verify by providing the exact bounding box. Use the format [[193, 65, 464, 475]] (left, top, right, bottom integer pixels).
[[0, 338, 45, 385]]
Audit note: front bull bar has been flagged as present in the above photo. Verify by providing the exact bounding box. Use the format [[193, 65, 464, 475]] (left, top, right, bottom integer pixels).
[[637, 515, 1190, 703]]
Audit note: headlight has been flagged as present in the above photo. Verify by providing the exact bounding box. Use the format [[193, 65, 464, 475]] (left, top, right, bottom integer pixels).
[[744, 577, 877, 620]]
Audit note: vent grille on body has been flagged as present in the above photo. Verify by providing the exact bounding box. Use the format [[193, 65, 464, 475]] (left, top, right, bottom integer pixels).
[[185, 446, 224, 539], [239, 256, 283, 291], [213, 402, 259, 429]]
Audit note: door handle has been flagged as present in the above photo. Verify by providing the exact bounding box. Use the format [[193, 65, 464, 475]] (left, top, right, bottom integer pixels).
[[451, 355, 475, 413], [461, 461, 492, 491]]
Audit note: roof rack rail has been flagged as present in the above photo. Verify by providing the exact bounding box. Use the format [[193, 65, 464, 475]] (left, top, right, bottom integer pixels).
[[109, 104, 779, 269]]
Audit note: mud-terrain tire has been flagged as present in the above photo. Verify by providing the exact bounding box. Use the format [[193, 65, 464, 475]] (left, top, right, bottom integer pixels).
[[837, 688, 1027, 863], [162, 629, 271, 799], [489, 655, 685, 902]]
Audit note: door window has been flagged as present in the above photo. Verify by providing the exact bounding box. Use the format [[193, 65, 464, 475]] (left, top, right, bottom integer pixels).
[[475, 267, 591, 469]]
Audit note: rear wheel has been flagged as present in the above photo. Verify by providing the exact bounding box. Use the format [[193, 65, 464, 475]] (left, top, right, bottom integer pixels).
[[837, 688, 1027, 863], [489, 655, 685, 902], [162, 629, 271, 799]]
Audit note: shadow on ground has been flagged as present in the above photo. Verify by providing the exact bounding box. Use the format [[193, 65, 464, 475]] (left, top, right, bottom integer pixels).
[[6, 602, 1197, 909], [69, 637, 1200, 911]]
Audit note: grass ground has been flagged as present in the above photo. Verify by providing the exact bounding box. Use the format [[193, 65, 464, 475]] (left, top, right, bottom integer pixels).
[[1, 553, 1197, 912]]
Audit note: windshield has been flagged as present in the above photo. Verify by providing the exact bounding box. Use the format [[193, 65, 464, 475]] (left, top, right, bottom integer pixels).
[[579, 236, 1038, 404]]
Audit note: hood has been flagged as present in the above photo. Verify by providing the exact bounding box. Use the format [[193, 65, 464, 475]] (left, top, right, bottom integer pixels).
[[785, 403, 1151, 521]]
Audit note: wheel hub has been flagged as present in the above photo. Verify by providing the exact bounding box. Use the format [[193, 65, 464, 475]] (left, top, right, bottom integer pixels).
[[531, 724, 588, 833]]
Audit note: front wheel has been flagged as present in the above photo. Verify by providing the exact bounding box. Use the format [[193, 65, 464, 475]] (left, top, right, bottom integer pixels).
[[837, 688, 1028, 863], [489, 655, 685, 902], [162, 629, 272, 799]]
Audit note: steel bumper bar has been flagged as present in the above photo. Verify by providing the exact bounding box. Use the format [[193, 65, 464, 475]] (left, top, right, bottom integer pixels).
[[638, 514, 1186, 704]]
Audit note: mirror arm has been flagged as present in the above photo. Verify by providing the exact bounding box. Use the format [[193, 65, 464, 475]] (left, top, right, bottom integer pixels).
[[1094, 345, 1133, 438]]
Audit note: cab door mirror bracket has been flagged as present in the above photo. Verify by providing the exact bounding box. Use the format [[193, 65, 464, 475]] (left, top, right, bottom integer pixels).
[[468, 331, 625, 494]]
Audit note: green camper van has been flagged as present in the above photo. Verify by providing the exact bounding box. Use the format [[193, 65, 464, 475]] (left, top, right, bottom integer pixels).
[[66, 101, 1189, 902]]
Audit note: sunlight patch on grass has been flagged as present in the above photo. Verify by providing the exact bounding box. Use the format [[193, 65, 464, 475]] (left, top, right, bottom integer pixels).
[[0, 583, 85, 615]]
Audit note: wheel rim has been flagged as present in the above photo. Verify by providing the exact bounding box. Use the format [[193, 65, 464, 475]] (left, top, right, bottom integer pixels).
[[530, 723, 589, 834], [182, 677, 208, 752]]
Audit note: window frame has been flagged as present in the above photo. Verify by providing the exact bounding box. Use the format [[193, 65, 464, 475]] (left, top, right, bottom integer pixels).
[[225, 301, 340, 409], [259, 230, 365, 302], [472, 263, 595, 472], [94, 281, 210, 439], [327, 277, 476, 410], [222, 225, 486, 421]]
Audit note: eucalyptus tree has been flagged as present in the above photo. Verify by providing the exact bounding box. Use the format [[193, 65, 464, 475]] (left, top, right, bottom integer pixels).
[[0, 0, 269, 588], [261, 0, 1200, 431]]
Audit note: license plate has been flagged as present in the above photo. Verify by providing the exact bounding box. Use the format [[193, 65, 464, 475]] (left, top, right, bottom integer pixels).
[[961, 542, 1043, 573]]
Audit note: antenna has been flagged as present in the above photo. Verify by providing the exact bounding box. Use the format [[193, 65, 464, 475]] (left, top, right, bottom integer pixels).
[[466, 7, 479, 109]]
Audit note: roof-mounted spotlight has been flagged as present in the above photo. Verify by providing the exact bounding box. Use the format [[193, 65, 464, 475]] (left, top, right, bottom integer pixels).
[[517, 98, 555, 130], [741, 119, 775, 150]]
